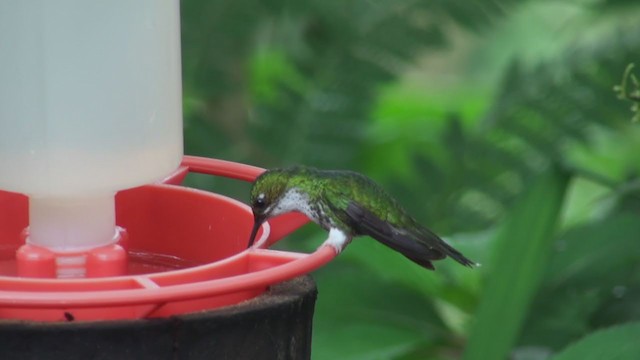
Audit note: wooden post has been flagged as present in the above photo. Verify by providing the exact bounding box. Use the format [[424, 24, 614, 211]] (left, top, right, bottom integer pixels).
[[0, 276, 317, 360]]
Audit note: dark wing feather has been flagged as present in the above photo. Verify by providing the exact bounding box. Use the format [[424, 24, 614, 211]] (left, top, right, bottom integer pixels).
[[339, 202, 474, 270], [412, 222, 476, 268]]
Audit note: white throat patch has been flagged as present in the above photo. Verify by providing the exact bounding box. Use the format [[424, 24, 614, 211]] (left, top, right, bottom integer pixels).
[[270, 188, 314, 219]]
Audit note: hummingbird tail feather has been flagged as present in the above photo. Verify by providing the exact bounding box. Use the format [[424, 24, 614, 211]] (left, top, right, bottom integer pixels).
[[433, 237, 476, 267], [418, 227, 475, 267]]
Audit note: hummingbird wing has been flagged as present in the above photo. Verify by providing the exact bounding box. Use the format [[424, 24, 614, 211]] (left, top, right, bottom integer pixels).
[[334, 201, 474, 270], [318, 171, 474, 270]]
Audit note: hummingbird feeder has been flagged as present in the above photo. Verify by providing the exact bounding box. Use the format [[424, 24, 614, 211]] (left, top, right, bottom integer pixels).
[[0, 1, 335, 358]]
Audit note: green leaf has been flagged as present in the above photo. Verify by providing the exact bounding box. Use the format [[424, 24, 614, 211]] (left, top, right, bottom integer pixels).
[[518, 214, 640, 349], [312, 323, 423, 360], [550, 322, 640, 360], [463, 167, 570, 360], [311, 261, 445, 360], [545, 214, 640, 288]]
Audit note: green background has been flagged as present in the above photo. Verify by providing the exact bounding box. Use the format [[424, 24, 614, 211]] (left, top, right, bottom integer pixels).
[[180, 0, 640, 359]]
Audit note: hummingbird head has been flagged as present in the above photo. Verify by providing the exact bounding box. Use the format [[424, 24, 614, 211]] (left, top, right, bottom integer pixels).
[[247, 168, 291, 247]]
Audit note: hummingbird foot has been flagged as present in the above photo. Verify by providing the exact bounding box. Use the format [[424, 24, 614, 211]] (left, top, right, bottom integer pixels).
[[322, 228, 350, 254]]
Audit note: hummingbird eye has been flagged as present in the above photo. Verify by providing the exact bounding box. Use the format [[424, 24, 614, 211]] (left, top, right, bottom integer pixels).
[[253, 194, 267, 210]]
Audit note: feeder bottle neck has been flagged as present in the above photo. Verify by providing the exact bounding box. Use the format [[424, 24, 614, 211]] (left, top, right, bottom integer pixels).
[[28, 194, 117, 252]]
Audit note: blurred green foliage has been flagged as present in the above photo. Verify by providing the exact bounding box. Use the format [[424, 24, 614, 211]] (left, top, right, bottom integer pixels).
[[180, 0, 640, 359]]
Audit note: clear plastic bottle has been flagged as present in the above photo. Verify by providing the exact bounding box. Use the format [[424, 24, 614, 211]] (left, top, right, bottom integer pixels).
[[0, 0, 183, 260]]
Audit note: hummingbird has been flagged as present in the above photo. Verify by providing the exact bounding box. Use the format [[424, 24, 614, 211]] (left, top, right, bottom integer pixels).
[[247, 166, 475, 270]]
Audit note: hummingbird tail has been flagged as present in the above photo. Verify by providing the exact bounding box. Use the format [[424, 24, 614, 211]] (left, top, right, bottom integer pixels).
[[433, 237, 476, 267], [416, 226, 475, 267], [391, 234, 475, 270]]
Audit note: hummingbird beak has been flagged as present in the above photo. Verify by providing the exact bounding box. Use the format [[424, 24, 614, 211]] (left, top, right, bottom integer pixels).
[[247, 213, 265, 248]]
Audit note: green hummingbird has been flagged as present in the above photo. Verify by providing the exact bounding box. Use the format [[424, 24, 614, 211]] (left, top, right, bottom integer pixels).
[[247, 166, 475, 270]]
